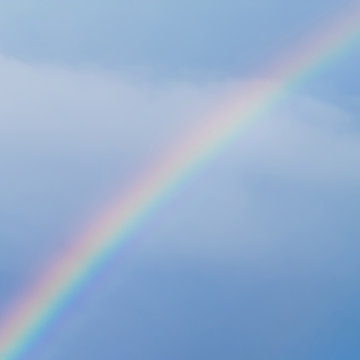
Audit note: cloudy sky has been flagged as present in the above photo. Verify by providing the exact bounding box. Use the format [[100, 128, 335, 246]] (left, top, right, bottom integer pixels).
[[0, 1, 360, 359]]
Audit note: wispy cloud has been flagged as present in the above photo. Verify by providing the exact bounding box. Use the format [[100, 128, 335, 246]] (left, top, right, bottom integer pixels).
[[0, 55, 358, 268]]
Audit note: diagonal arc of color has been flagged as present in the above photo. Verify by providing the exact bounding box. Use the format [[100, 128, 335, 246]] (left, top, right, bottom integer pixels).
[[0, 3, 359, 360]]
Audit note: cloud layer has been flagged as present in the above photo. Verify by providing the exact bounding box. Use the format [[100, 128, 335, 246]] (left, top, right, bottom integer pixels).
[[0, 55, 359, 359]]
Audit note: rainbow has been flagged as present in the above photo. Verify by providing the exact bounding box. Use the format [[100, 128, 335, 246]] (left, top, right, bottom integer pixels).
[[1, 4, 360, 360]]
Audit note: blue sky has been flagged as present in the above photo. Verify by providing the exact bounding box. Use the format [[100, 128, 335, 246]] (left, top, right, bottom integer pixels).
[[0, 1, 360, 359]]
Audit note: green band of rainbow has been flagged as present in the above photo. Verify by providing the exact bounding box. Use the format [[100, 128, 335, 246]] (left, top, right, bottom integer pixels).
[[0, 4, 359, 360]]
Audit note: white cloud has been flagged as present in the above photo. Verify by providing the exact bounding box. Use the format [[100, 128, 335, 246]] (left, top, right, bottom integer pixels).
[[0, 55, 231, 160], [0, 54, 359, 268], [1, 55, 358, 182]]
